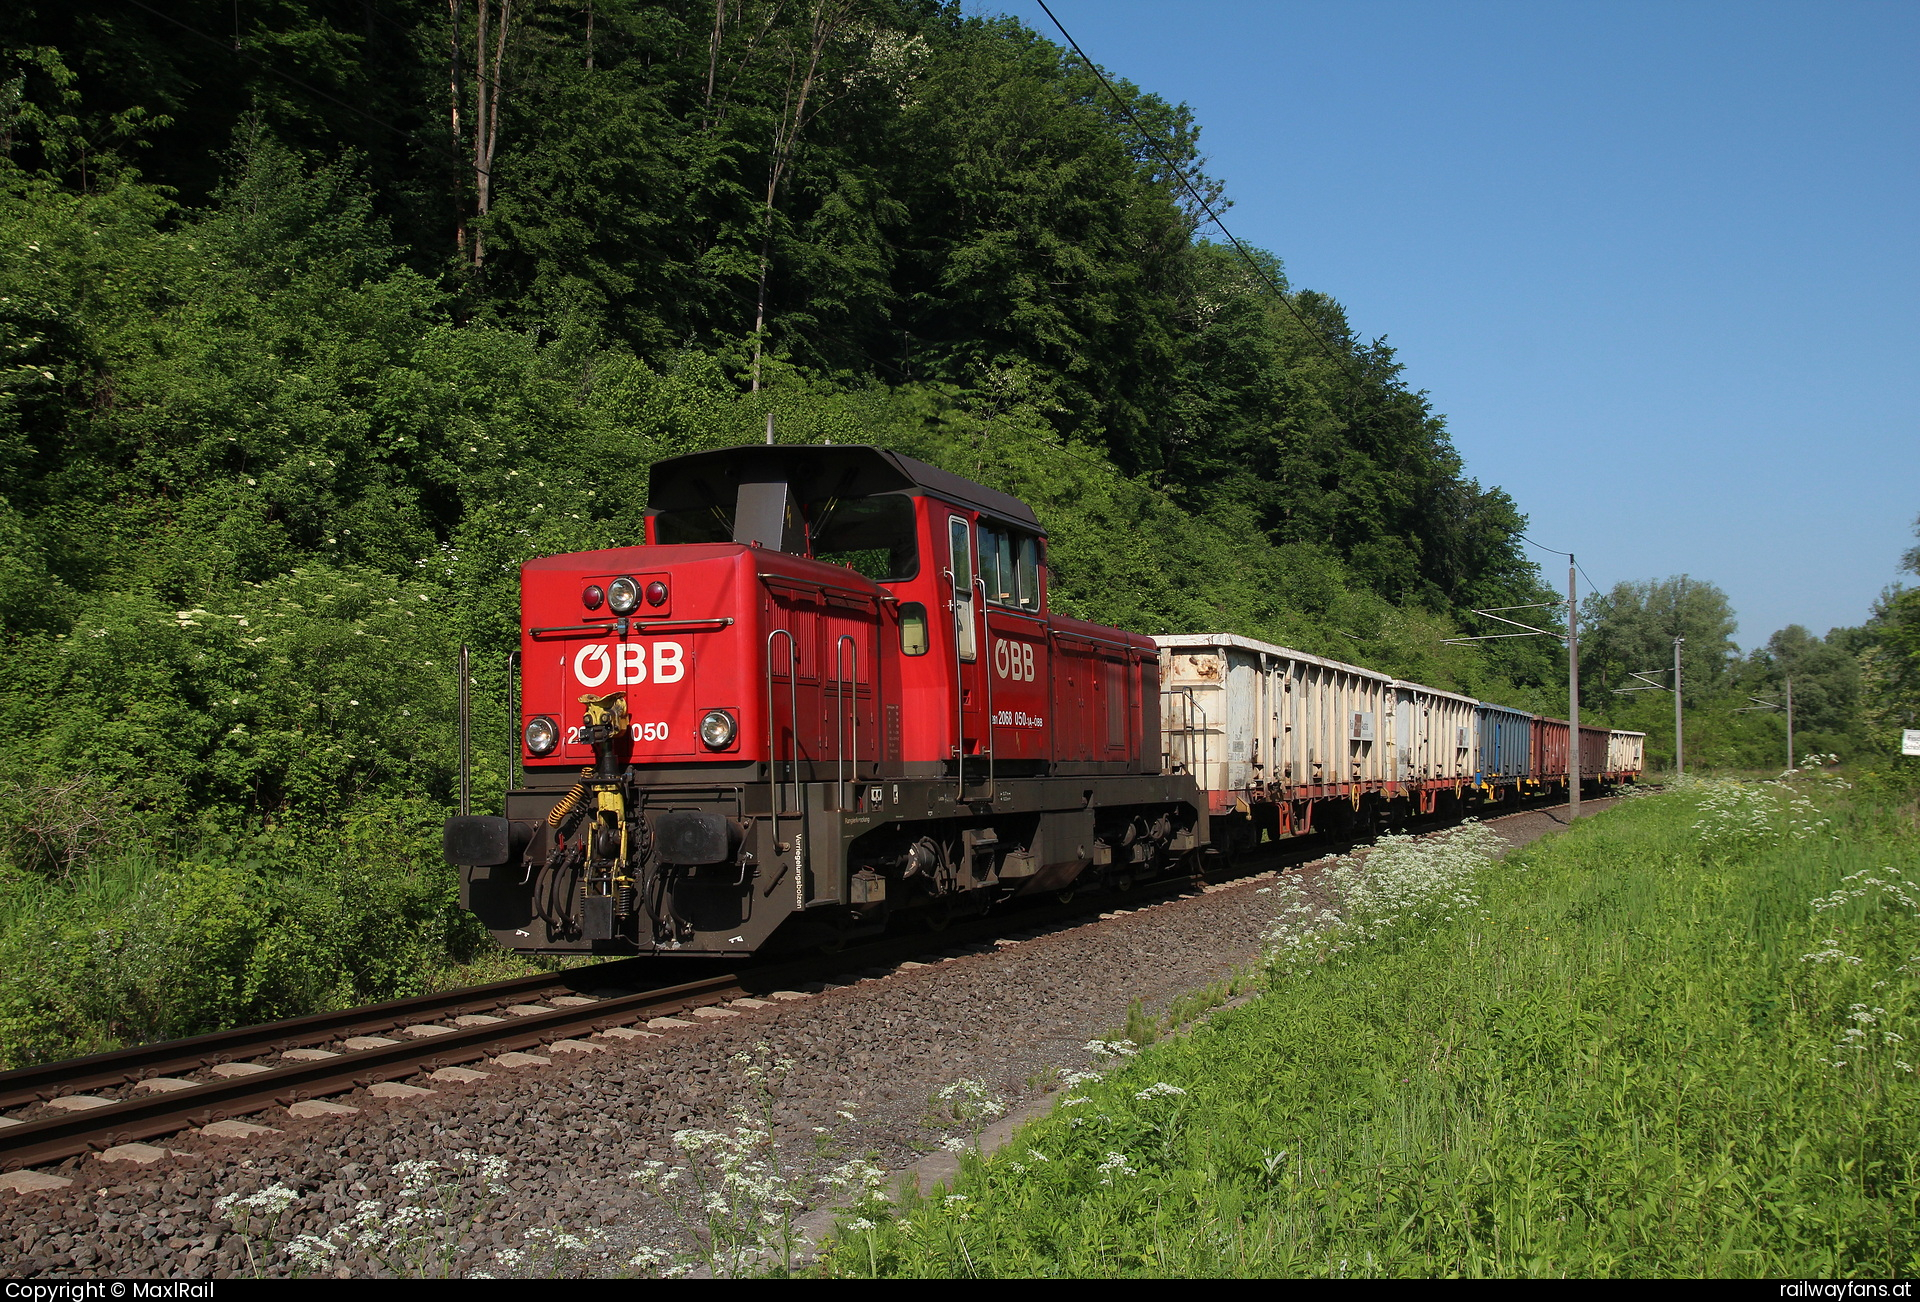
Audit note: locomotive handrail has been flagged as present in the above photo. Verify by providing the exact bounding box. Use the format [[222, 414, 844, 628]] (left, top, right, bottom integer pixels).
[[505, 648, 520, 793], [529, 617, 733, 638], [833, 633, 859, 812], [946, 566, 966, 801], [976, 577, 995, 797], [1050, 627, 1138, 653], [766, 629, 803, 828]]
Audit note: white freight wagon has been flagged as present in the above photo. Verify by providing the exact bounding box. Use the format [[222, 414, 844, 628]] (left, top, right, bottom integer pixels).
[[1607, 729, 1646, 777], [1154, 633, 1396, 811], [1389, 680, 1478, 785]]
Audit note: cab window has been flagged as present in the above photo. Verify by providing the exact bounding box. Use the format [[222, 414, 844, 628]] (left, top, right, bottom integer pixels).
[[979, 524, 1039, 609], [1015, 535, 1041, 610]]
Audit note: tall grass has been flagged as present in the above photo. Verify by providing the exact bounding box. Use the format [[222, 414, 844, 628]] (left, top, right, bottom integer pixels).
[[821, 779, 1920, 1277]]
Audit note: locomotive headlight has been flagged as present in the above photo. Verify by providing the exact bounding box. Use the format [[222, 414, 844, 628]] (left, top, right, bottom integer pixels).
[[607, 576, 641, 615], [699, 709, 738, 750], [524, 715, 559, 756]]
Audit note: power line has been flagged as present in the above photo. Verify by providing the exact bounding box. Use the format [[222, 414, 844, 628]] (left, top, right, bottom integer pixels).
[[1032, 0, 1363, 386], [1516, 532, 1602, 600], [1577, 559, 1602, 598]]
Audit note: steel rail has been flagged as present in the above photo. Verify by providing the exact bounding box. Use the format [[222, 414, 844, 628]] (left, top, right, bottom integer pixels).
[[0, 972, 749, 1171], [0, 958, 664, 1112]]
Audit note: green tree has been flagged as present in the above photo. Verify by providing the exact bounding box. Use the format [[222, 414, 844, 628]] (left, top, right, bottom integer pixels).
[[1860, 516, 1920, 760]]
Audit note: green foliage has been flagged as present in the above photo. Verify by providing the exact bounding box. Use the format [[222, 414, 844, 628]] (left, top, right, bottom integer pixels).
[[0, 797, 492, 1067], [1860, 517, 1920, 774], [820, 781, 1920, 1277], [1580, 574, 1878, 771]]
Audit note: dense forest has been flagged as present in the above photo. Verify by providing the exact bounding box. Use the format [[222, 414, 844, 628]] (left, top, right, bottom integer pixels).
[[0, 0, 1912, 1063]]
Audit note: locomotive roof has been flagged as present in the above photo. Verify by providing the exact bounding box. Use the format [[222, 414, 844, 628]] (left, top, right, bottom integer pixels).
[[648, 443, 1043, 532]]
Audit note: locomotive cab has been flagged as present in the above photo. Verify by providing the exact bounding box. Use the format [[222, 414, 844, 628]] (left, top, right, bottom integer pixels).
[[449, 444, 1203, 957]]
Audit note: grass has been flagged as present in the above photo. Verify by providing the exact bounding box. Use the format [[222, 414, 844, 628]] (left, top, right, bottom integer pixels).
[[818, 777, 1920, 1277]]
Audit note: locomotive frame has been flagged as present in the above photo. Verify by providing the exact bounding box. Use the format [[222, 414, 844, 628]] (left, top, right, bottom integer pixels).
[[444, 442, 1642, 959]]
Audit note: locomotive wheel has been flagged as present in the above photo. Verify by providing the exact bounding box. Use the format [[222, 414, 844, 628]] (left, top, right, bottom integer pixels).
[[1055, 887, 1076, 904], [1113, 869, 1136, 894]]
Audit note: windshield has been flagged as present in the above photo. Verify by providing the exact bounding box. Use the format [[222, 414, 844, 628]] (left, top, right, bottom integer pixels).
[[809, 492, 919, 581]]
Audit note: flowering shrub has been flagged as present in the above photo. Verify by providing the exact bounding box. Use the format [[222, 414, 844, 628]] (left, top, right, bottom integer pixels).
[[1262, 821, 1504, 973], [1689, 777, 1833, 852], [625, 1046, 808, 1278]]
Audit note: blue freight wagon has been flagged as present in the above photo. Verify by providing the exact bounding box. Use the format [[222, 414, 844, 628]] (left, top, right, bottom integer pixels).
[[1473, 702, 1533, 789]]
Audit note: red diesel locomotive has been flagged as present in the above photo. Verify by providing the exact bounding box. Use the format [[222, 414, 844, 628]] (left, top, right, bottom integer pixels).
[[445, 444, 1205, 956]]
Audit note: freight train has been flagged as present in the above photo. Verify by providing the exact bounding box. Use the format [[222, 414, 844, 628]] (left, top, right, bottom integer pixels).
[[444, 443, 1641, 957]]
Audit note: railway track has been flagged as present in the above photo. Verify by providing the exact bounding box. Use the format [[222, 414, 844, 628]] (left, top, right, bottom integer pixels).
[[0, 791, 1608, 1177]]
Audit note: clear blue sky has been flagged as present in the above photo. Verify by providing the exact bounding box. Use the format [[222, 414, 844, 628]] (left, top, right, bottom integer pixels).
[[991, 0, 1918, 652]]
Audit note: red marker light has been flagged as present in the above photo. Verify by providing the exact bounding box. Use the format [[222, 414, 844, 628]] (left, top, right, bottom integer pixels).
[[583, 584, 606, 611], [645, 580, 669, 607]]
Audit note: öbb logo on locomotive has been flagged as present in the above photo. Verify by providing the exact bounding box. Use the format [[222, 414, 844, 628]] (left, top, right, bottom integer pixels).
[[571, 640, 686, 687], [994, 637, 1035, 682], [443, 443, 1643, 961]]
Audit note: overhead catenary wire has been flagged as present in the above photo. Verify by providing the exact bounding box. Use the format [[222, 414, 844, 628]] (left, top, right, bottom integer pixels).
[[1515, 533, 1603, 605], [1032, 0, 1364, 387]]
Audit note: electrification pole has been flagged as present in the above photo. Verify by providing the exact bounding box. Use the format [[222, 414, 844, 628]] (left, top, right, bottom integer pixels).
[[1568, 555, 1580, 820], [1785, 675, 1795, 772], [1673, 636, 1685, 779]]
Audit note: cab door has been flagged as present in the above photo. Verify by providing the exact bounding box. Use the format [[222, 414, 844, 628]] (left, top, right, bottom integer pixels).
[[946, 514, 987, 776], [979, 525, 1050, 765]]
